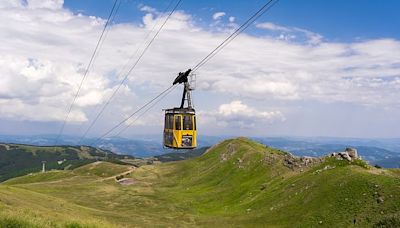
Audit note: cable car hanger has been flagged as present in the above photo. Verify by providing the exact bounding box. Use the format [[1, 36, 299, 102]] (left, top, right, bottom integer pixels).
[[163, 69, 197, 149], [173, 69, 193, 109]]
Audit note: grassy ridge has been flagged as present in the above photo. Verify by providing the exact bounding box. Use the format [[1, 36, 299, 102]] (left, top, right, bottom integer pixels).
[[0, 138, 399, 227], [155, 147, 209, 162], [0, 143, 133, 182], [72, 161, 132, 177]]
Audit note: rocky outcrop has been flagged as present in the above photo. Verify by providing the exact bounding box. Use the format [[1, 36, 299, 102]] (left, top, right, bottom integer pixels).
[[263, 153, 280, 166], [282, 147, 363, 171], [330, 147, 360, 161], [345, 148, 358, 159], [220, 142, 238, 161], [283, 153, 324, 171]]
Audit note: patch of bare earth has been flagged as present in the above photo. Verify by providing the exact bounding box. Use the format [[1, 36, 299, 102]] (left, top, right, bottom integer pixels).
[[117, 178, 136, 185]]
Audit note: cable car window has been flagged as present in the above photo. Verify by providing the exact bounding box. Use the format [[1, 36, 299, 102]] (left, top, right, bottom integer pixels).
[[175, 115, 182, 130], [165, 114, 173, 130], [193, 116, 196, 130], [183, 115, 193, 130], [168, 115, 173, 129]]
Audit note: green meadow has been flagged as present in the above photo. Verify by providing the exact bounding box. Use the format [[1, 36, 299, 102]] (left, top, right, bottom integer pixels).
[[0, 138, 399, 227]]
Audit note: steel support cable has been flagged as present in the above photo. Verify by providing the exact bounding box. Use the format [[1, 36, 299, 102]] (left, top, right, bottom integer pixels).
[[78, 0, 181, 143], [78, 0, 176, 143], [194, 0, 280, 71], [114, 0, 176, 80], [89, 84, 175, 146], [76, 0, 122, 134], [114, 84, 178, 137], [95, 0, 280, 143], [55, 0, 119, 144], [90, 0, 280, 146], [94, 85, 177, 147], [192, 0, 279, 73], [77, 0, 167, 140]]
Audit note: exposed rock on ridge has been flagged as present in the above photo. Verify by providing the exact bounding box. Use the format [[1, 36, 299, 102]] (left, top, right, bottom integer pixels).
[[330, 147, 360, 161]]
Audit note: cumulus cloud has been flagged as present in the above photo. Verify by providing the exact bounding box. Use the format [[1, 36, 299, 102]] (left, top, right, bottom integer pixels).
[[0, 0, 136, 124], [0, 0, 23, 8], [257, 22, 323, 44], [139, 5, 157, 14], [210, 12, 237, 32], [199, 101, 284, 129], [142, 10, 195, 31], [256, 22, 291, 32], [212, 11, 225, 20], [0, 98, 86, 122], [0, 1, 399, 136], [27, 0, 64, 9]]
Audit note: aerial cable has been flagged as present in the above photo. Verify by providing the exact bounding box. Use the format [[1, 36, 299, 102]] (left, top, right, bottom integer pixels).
[[76, 0, 122, 134], [113, 0, 280, 138], [114, 84, 178, 137], [90, 0, 280, 146], [55, 0, 120, 144], [93, 84, 178, 146], [78, 0, 181, 144], [89, 84, 176, 146], [114, 0, 176, 79], [78, 0, 178, 143], [192, 0, 280, 72]]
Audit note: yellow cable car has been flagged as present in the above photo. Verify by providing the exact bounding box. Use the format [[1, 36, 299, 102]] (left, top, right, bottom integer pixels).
[[163, 69, 197, 149]]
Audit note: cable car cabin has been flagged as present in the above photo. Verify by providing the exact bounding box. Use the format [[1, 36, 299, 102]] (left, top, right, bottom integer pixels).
[[164, 108, 196, 149], [163, 69, 197, 149]]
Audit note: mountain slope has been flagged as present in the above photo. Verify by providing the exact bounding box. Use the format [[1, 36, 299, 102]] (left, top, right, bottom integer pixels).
[[0, 143, 133, 182], [155, 138, 400, 226], [154, 146, 209, 162], [0, 138, 399, 227]]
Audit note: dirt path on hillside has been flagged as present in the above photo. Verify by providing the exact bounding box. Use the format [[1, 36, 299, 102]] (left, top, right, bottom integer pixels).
[[96, 166, 137, 184]]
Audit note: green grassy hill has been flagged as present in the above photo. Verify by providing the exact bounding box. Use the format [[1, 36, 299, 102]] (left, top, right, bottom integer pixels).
[[0, 138, 399, 227], [154, 146, 209, 162], [0, 143, 133, 182]]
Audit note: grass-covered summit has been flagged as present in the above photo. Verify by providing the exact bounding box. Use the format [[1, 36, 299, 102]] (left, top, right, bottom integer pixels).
[[0, 137, 399, 227]]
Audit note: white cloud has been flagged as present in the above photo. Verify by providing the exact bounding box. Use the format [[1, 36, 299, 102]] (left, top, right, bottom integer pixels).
[[199, 101, 284, 129], [212, 11, 225, 20], [140, 5, 157, 14], [0, 2, 399, 137], [27, 0, 64, 10], [142, 10, 195, 31], [0, 1, 133, 123], [210, 12, 237, 32], [0, 0, 23, 8], [257, 22, 323, 44], [0, 98, 86, 122], [256, 22, 291, 32]]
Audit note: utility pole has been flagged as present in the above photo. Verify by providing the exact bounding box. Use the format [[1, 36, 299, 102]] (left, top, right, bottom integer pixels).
[[42, 161, 46, 173]]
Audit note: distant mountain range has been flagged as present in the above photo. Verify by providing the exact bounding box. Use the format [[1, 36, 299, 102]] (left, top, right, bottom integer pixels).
[[0, 134, 399, 168]]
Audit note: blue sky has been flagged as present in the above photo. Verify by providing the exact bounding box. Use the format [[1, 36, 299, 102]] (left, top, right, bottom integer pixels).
[[63, 0, 400, 41], [0, 0, 399, 139]]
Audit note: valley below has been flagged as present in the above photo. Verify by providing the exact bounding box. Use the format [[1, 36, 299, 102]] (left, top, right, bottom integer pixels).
[[0, 138, 399, 227]]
